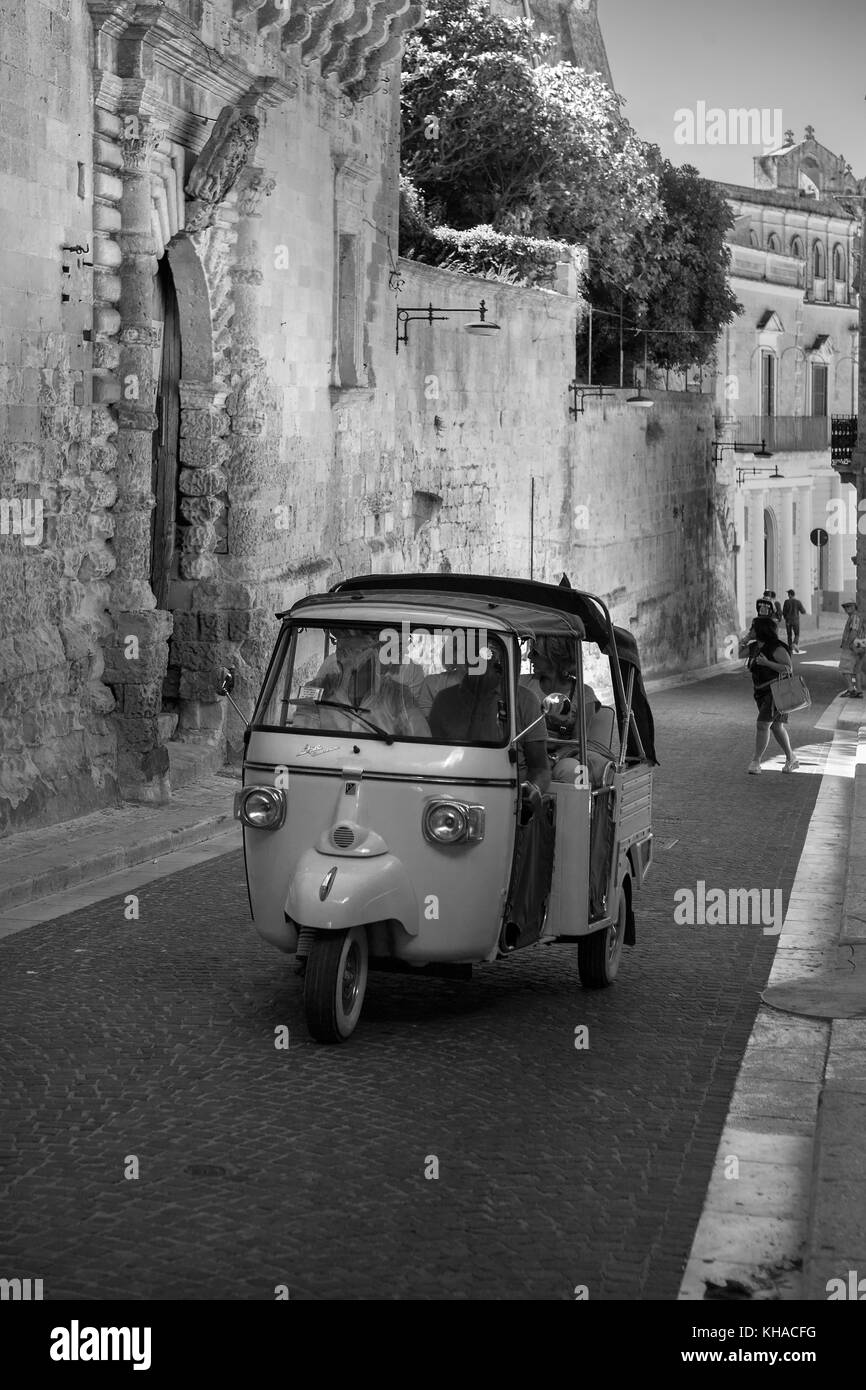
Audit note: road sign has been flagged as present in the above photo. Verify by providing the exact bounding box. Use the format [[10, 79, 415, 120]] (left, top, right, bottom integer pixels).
[[810, 527, 829, 547]]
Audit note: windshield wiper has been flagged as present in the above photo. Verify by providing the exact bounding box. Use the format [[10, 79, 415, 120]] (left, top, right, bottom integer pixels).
[[283, 696, 395, 744]]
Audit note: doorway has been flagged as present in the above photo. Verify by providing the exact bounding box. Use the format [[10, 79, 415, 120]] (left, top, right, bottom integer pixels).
[[150, 254, 181, 611]]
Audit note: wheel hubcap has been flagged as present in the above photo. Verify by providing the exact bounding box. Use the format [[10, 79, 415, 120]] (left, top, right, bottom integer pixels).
[[341, 940, 361, 1013], [608, 900, 626, 965]]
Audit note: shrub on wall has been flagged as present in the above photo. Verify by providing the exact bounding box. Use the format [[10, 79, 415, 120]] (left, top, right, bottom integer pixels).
[[400, 178, 573, 287]]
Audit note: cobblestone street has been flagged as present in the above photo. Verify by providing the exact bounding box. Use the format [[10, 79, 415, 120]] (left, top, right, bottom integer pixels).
[[0, 641, 844, 1299]]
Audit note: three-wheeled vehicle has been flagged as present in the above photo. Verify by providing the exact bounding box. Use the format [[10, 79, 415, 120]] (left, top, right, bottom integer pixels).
[[226, 574, 656, 1042]]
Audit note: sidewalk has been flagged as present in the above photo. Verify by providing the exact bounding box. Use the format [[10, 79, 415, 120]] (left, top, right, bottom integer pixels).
[[0, 767, 240, 919], [678, 693, 866, 1301]]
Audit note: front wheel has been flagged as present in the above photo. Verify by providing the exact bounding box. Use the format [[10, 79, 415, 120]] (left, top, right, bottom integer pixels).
[[578, 878, 628, 988], [303, 926, 369, 1042]]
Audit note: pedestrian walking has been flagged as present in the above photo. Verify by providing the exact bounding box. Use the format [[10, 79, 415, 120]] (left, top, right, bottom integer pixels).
[[839, 600, 866, 698], [782, 589, 806, 653], [746, 615, 800, 774], [763, 589, 783, 624]]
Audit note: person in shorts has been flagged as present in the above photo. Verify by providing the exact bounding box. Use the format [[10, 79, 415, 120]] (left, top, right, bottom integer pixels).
[[840, 601, 865, 698], [747, 615, 799, 774]]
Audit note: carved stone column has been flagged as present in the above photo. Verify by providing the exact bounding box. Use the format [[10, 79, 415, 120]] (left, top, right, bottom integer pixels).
[[226, 167, 278, 581], [106, 111, 173, 802]]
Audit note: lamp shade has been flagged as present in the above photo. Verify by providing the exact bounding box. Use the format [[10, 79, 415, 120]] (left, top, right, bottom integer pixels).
[[464, 321, 500, 336]]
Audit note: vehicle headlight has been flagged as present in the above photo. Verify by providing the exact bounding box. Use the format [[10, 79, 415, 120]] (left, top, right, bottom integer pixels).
[[234, 786, 286, 830], [422, 799, 485, 845]]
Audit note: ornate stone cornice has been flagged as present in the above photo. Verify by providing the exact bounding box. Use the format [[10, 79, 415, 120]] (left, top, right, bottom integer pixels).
[[88, 1, 425, 103]]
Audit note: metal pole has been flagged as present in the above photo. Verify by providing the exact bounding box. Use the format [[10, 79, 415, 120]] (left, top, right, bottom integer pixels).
[[530, 476, 535, 580], [619, 293, 623, 388], [587, 304, 593, 386]]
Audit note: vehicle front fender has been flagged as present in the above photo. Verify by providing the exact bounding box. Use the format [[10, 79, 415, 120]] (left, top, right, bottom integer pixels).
[[286, 848, 420, 936]]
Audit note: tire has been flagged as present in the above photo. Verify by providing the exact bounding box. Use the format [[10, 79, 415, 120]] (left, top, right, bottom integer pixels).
[[303, 926, 369, 1043], [578, 878, 628, 988]]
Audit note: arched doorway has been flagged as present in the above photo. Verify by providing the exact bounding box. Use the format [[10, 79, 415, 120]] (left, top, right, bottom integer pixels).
[[763, 507, 777, 593], [150, 254, 181, 611]]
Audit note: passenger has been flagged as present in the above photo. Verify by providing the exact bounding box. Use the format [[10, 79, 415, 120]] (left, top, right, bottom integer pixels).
[[521, 636, 599, 737], [429, 645, 551, 794], [522, 635, 607, 785], [301, 629, 429, 736], [417, 637, 465, 718]]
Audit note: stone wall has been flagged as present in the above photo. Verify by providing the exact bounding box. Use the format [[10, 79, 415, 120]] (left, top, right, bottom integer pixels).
[[0, 0, 117, 835], [376, 261, 733, 678]]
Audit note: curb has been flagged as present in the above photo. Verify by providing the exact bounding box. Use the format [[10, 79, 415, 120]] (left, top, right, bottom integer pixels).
[[802, 720, 866, 1300], [0, 811, 234, 914], [0, 774, 239, 915]]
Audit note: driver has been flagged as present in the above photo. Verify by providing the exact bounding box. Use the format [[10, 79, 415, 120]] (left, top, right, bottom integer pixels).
[[299, 628, 429, 737]]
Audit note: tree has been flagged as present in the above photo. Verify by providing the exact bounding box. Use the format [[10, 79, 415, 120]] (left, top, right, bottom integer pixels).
[[585, 155, 740, 378], [401, 0, 740, 375], [401, 0, 663, 292]]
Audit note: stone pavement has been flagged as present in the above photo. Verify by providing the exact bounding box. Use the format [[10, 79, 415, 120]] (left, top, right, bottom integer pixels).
[[0, 621, 863, 1299]]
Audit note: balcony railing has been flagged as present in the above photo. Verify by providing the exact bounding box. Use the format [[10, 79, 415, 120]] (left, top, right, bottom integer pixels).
[[831, 414, 858, 464], [731, 415, 830, 452]]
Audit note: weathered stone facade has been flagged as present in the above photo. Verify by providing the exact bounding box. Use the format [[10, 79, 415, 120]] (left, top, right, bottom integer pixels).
[[0, 0, 425, 833]]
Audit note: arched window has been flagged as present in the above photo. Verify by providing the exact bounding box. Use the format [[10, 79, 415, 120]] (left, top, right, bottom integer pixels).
[[767, 233, 780, 252], [790, 236, 804, 259], [833, 244, 845, 281], [749, 230, 759, 248], [812, 241, 826, 277]]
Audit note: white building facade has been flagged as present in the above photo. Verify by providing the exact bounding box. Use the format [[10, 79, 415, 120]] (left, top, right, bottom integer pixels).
[[714, 129, 861, 630]]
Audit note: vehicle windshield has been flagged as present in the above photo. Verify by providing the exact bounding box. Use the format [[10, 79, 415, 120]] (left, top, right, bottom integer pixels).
[[254, 622, 513, 746]]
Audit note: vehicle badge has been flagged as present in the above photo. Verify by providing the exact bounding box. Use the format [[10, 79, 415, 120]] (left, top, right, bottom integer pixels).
[[297, 743, 339, 758]]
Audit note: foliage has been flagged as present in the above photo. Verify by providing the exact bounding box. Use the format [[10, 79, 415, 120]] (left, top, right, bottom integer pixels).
[[401, 0, 740, 374], [583, 156, 741, 376], [401, 0, 661, 292], [399, 181, 573, 287]]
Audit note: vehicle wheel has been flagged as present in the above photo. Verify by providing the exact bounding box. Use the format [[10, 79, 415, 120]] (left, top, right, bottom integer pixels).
[[303, 927, 369, 1043], [578, 879, 628, 988]]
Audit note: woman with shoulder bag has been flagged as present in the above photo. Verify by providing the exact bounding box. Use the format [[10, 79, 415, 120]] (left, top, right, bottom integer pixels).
[[747, 616, 800, 774]]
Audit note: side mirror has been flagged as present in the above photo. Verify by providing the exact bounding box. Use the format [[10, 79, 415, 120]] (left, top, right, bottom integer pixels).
[[217, 666, 248, 727]]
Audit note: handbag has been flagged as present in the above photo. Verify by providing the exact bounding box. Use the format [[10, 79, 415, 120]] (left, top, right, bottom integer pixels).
[[769, 671, 811, 714]]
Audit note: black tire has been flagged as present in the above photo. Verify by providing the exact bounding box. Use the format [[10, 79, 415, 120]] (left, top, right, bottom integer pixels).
[[578, 878, 628, 988], [303, 927, 369, 1043]]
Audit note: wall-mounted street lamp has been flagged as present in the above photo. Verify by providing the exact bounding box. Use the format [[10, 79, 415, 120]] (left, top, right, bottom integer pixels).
[[712, 439, 774, 463], [395, 300, 500, 354], [736, 463, 785, 485], [568, 382, 617, 418]]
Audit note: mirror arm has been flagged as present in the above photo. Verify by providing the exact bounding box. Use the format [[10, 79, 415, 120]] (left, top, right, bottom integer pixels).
[[223, 690, 249, 726]]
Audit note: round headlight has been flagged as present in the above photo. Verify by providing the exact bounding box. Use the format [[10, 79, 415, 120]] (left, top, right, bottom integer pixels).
[[424, 801, 468, 844], [243, 787, 284, 829]]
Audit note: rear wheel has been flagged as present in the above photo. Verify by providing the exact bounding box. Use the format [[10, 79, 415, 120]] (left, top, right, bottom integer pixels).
[[303, 927, 369, 1042], [578, 878, 628, 988]]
